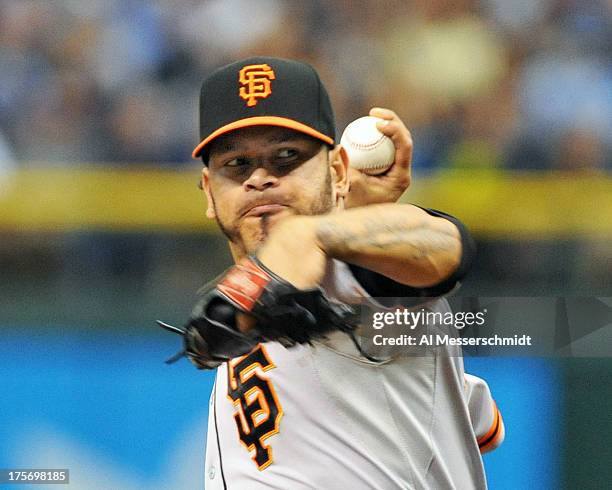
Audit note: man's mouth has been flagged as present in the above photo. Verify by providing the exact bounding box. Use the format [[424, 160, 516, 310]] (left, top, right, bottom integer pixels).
[[244, 204, 288, 218]]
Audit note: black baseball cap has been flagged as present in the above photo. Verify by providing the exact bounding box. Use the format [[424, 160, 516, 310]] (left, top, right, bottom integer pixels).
[[192, 56, 336, 160]]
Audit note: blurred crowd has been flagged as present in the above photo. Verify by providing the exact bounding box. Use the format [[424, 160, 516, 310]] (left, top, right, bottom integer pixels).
[[1, 0, 611, 172]]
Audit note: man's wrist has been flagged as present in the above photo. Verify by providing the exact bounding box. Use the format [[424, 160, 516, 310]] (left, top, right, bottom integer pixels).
[[256, 215, 326, 289]]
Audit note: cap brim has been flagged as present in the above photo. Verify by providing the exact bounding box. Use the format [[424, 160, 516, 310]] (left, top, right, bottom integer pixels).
[[192, 116, 334, 159]]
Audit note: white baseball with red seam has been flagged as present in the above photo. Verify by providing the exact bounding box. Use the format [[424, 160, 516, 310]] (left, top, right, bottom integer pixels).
[[340, 116, 396, 175]]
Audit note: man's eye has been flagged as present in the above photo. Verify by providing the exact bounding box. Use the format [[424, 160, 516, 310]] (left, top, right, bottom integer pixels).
[[276, 149, 298, 161], [225, 157, 250, 168]]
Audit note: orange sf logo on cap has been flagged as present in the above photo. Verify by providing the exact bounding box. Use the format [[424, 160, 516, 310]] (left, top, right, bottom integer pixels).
[[239, 64, 275, 107]]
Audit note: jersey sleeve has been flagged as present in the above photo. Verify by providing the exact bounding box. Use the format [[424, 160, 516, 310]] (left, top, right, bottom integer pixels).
[[464, 373, 505, 453], [347, 207, 476, 299]]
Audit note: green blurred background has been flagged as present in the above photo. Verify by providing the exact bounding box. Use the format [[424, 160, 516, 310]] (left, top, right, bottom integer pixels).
[[0, 1, 611, 489]]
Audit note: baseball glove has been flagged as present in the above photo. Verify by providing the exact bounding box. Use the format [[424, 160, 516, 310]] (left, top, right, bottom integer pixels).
[[158, 256, 358, 369]]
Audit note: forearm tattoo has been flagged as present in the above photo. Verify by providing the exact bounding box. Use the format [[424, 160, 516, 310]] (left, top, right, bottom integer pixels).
[[316, 216, 458, 261]]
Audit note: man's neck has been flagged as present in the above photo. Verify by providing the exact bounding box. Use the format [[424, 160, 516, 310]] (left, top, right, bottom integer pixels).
[[228, 241, 247, 264]]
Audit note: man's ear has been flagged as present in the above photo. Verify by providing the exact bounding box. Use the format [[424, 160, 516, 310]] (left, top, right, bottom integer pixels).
[[201, 167, 216, 219], [329, 145, 350, 199]]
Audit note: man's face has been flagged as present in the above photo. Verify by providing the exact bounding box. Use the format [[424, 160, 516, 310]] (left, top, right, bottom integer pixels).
[[202, 126, 340, 256]]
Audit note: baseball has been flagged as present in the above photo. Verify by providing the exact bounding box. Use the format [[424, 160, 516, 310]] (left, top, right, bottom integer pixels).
[[340, 116, 396, 175]]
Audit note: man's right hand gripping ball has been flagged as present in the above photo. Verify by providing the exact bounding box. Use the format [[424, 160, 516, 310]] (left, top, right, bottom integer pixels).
[[158, 256, 357, 369]]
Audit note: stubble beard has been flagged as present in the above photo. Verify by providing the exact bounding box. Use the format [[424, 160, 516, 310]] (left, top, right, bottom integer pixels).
[[211, 169, 334, 256]]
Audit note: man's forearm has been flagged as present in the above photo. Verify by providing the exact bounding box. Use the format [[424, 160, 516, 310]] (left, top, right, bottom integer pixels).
[[315, 204, 462, 287]]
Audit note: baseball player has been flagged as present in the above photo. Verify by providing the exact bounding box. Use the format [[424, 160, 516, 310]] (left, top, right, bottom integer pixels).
[[160, 57, 504, 489]]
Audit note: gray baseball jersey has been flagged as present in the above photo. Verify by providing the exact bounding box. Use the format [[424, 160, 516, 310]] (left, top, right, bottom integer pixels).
[[204, 260, 503, 489]]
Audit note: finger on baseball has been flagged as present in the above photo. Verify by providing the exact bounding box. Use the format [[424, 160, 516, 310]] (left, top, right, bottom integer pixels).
[[369, 107, 396, 120], [376, 119, 411, 148], [372, 111, 410, 141], [380, 120, 412, 170], [369, 108, 412, 171], [376, 118, 400, 137]]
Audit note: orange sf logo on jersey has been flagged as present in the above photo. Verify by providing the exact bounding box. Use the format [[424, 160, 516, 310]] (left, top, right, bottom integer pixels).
[[227, 345, 283, 470], [239, 64, 275, 107]]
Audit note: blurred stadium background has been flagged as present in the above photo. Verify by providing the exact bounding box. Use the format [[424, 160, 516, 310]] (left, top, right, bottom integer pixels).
[[0, 0, 610, 489]]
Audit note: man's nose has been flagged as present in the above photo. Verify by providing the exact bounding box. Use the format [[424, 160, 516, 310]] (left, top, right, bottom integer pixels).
[[243, 166, 279, 191]]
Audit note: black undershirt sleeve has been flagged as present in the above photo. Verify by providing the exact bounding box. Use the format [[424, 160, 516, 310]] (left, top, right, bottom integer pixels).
[[347, 207, 476, 299]]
